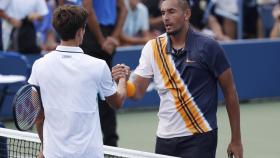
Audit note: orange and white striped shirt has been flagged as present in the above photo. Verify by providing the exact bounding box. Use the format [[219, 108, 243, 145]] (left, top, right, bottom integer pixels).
[[134, 28, 230, 138]]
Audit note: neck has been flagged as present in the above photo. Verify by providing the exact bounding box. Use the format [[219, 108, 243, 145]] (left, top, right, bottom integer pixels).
[[170, 23, 189, 49], [60, 40, 80, 47]]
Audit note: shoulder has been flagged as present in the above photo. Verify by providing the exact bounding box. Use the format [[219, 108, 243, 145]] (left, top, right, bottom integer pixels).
[[193, 30, 218, 46], [149, 33, 168, 45], [33, 53, 51, 65], [142, 33, 167, 52], [82, 54, 107, 66], [191, 30, 222, 53], [137, 3, 148, 12], [82, 54, 106, 64]]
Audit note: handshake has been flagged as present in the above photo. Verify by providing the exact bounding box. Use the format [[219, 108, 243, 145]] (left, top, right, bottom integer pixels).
[[112, 64, 131, 82], [112, 64, 136, 97]]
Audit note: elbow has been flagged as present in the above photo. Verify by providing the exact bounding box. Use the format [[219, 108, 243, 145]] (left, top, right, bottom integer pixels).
[[115, 100, 124, 109], [116, 95, 126, 109], [130, 94, 142, 100], [123, 7, 128, 17], [108, 96, 125, 110], [109, 101, 122, 110], [37, 16, 43, 21]]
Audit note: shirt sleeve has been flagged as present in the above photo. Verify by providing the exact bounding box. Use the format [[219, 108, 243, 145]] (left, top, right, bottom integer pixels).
[[28, 61, 39, 86], [204, 39, 230, 78], [34, 0, 49, 16], [140, 3, 149, 31], [99, 62, 117, 97], [134, 40, 154, 78], [0, 0, 10, 10]]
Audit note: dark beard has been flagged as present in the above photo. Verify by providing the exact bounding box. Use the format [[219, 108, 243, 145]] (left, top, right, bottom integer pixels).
[[166, 27, 181, 36]]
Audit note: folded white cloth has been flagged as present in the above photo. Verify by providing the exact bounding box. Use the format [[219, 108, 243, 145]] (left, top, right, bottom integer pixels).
[[0, 74, 26, 84]]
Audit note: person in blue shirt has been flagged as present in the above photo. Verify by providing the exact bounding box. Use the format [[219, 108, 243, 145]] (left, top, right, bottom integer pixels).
[[0, 19, 2, 51], [59, 0, 127, 147]]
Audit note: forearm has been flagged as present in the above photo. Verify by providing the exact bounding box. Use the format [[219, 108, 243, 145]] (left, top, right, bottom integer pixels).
[[83, 0, 105, 45], [120, 34, 147, 45], [270, 20, 280, 38], [208, 15, 228, 39], [36, 122, 44, 143], [130, 82, 143, 100], [0, 10, 11, 22], [36, 115, 44, 145], [224, 89, 241, 142], [108, 78, 127, 109], [58, 0, 64, 5], [130, 77, 150, 100], [117, 78, 127, 103], [28, 13, 44, 21], [111, 0, 127, 38], [219, 69, 243, 157], [149, 17, 163, 27]]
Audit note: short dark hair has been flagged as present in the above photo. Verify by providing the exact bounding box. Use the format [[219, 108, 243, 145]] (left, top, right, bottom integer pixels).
[[160, 0, 190, 10], [52, 5, 88, 41]]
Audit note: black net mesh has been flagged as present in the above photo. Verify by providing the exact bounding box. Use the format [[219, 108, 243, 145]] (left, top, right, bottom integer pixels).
[[0, 128, 176, 158], [0, 135, 41, 158]]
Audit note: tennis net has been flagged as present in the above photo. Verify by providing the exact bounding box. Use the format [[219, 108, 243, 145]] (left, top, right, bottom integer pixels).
[[0, 128, 177, 158]]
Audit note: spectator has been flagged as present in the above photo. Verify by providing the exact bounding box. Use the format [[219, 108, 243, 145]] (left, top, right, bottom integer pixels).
[[257, 0, 278, 37], [243, 0, 260, 38], [0, 0, 48, 53], [0, 19, 2, 51], [189, 0, 231, 41], [213, 0, 238, 39], [120, 0, 152, 45], [35, 0, 58, 52], [142, 0, 164, 35], [270, 3, 280, 38], [81, 0, 126, 147]]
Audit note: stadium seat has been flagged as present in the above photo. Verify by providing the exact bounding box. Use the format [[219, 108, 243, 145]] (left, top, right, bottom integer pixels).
[[0, 52, 31, 120]]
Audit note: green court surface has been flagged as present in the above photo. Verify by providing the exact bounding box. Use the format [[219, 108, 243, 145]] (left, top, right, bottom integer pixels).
[[2, 100, 280, 158], [117, 100, 280, 158]]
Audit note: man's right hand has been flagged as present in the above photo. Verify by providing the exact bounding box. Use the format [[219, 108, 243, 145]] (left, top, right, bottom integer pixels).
[[273, 4, 280, 20], [9, 18, 22, 28], [112, 64, 130, 83], [101, 36, 119, 55], [37, 149, 44, 158]]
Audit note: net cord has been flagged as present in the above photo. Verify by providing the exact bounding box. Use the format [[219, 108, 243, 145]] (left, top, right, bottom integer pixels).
[[0, 128, 178, 158]]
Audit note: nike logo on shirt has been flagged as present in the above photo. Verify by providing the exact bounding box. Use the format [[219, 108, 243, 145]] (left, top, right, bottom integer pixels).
[[186, 58, 196, 63]]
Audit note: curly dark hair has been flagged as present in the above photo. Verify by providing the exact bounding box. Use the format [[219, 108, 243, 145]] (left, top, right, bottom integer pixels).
[[52, 5, 88, 41]]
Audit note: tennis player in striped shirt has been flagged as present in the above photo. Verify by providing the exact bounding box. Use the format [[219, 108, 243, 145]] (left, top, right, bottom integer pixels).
[[112, 0, 243, 157]]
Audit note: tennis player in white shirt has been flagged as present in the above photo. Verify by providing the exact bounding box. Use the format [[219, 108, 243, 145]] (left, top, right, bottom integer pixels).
[[28, 5, 128, 158]]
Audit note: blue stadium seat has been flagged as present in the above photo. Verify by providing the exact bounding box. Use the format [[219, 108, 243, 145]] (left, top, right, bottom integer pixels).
[[0, 52, 31, 120]]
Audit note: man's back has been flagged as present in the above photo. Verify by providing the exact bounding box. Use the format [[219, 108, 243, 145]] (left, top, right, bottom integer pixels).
[[28, 46, 116, 158]]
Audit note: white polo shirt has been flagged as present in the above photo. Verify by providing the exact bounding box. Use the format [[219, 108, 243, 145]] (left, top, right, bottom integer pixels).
[[28, 45, 116, 158]]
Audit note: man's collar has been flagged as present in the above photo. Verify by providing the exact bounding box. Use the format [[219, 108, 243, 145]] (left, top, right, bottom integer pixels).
[[166, 26, 194, 54], [55, 45, 84, 53]]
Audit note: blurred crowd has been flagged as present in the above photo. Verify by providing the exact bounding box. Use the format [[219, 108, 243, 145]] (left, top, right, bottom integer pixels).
[[1, 0, 280, 54]]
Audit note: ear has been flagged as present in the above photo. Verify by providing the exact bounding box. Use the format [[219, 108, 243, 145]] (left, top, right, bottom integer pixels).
[[184, 9, 191, 21], [76, 28, 84, 38]]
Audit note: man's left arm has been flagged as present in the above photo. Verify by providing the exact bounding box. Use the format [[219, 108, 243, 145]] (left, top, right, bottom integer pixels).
[[218, 68, 243, 158], [35, 109, 45, 158], [29, 0, 49, 21], [111, 0, 127, 39]]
